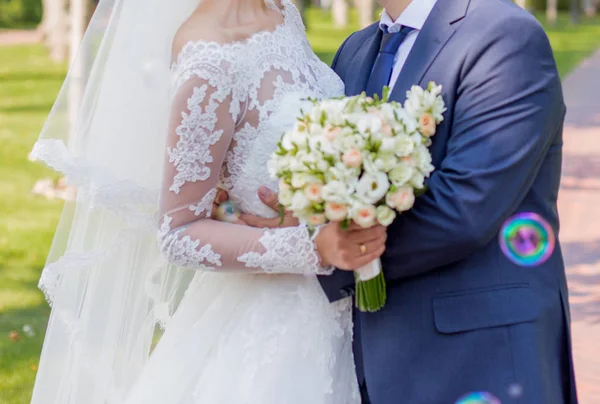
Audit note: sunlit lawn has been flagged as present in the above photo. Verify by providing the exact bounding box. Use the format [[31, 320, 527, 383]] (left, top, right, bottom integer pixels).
[[1, 9, 600, 404]]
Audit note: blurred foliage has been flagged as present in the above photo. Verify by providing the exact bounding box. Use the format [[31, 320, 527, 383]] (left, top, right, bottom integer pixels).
[[0, 0, 42, 29]]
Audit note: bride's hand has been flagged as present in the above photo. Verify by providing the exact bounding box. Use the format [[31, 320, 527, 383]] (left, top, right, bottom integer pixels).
[[239, 186, 300, 229], [211, 188, 248, 225]]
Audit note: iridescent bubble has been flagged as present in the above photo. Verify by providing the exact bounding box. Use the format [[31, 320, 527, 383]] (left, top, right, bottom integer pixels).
[[216, 201, 241, 223], [455, 391, 501, 404], [499, 212, 556, 266]]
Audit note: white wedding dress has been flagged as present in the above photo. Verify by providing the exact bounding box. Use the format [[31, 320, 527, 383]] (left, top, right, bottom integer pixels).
[[123, 2, 359, 403]]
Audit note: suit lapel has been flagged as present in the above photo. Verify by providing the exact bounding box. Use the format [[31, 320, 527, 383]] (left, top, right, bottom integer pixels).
[[390, 0, 471, 101], [345, 28, 382, 96]]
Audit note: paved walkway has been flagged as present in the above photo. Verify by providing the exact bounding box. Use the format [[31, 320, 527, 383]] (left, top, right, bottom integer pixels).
[[559, 47, 600, 404], [0, 29, 39, 46]]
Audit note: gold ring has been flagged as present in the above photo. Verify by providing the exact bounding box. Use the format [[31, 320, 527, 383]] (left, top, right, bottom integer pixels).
[[360, 244, 367, 255]]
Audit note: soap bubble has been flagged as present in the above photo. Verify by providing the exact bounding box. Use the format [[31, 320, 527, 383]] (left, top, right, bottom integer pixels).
[[499, 212, 555, 266]]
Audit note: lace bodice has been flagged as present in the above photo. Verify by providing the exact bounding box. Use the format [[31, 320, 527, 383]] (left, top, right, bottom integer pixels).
[[158, 0, 345, 274]]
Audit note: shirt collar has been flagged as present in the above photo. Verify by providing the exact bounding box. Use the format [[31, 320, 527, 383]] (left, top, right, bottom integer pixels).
[[379, 0, 438, 32]]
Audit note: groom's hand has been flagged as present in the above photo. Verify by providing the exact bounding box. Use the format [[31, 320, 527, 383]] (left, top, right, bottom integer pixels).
[[238, 186, 300, 228], [316, 222, 387, 270]]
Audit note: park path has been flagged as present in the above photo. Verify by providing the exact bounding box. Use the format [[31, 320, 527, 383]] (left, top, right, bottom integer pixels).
[[559, 47, 600, 404], [0, 29, 38, 46]]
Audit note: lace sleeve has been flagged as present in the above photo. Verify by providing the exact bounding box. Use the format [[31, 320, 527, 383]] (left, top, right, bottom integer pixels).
[[158, 55, 331, 275]]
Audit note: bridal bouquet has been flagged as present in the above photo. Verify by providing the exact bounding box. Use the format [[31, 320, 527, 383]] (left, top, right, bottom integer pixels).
[[269, 83, 446, 312]]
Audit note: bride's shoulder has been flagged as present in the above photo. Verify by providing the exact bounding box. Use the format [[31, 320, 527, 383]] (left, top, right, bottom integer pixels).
[[171, 11, 233, 62]]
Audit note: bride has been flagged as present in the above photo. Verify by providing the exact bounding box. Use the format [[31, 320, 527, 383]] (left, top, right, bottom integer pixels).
[[30, 0, 387, 403]]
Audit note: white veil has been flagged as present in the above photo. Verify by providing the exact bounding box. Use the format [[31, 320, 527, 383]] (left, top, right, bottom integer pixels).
[[30, 0, 205, 402]]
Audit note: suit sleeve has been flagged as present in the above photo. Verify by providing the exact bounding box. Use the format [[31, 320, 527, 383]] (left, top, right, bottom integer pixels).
[[381, 17, 565, 282]]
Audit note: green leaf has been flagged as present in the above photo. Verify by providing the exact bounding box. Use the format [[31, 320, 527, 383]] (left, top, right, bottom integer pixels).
[[414, 186, 429, 197], [278, 204, 286, 225], [382, 86, 391, 102]]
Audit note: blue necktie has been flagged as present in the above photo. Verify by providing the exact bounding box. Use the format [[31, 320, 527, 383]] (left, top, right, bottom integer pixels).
[[365, 25, 415, 98]]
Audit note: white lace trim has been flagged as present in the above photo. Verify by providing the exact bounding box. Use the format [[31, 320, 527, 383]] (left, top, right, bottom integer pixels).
[[158, 215, 222, 270], [31, 139, 158, 229], [237, 227, 332, 275], [169, 84, 230, 194], [188, 187, 217, 217]]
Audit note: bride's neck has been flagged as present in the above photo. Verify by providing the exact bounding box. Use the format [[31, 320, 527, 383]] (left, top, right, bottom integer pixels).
[[199, 0, 275, 29]]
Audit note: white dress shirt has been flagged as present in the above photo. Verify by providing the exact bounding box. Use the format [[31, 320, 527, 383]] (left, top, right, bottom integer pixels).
[[379, 0, 438, 88]]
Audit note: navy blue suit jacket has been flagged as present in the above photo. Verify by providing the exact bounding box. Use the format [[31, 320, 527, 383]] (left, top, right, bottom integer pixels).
[[319, 0, 578, 402]]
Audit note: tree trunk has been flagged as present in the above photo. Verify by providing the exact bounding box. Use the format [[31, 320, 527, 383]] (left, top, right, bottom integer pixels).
[[42, 0, 69, 62], [355, 0, 376, 28], [546, 0, 558, 23], [583, 0, 596, 16], [570, 0, 580, 23], [332, 0, 349, 28]]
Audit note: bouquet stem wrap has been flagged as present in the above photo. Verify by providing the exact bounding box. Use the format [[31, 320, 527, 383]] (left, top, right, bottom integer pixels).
[[355, 259, 386, 312]]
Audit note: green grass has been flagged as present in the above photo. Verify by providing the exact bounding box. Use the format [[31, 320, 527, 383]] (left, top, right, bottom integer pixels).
[[1, 10, 600, 404], [0, 44, 65, 404]]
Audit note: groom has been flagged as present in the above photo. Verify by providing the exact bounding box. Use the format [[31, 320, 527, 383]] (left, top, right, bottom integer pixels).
[[225, 0, 578, 402]]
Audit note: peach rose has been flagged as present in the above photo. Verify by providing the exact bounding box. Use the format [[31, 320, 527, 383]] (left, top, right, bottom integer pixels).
[[342, 149, 363, 168], [309, 213, 327, 227], [381, 122, 394, 137], [304, 183, 323, 202], [353, 205, 377, 228], [324, 126, 342, 142], [324, 202, 348, 222], [386, 186, 415, 212], [419, 113, 437, 137]]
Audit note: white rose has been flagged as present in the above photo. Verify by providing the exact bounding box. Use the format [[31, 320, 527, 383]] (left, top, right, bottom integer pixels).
[[415, 145, 434, 174], [290, 191, 311, 212], [362, 154, 379, 174], [316, 158, 331, 172], [411, 171, 426, 189], [337, 133, 366, 151], [281, 133, 294, 151], [309, 123, 324, 138], [351, 203, 377, 228], [389, 162, 414, 186], [288, 156, 307, 173], [279, 188, 294, 206], [394, 136, 415, 157], [290, 129, 307, 149], [386, 186, 415, 212], [356, 115, 382, 135], [356, 172, 390, 205], [310, 106, 323, 123], [431, 96, 447, 122], [396, 108, 418, 134], [328, 163, 361, 184], [320, 100, 344, 123], [325, 202, 349, 222], [376, 205, 397, 226], [380, 137, 396, 153], [375, 153, 398, 172], [321, 180, 351, 203], [291, 173, 310, 188]]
